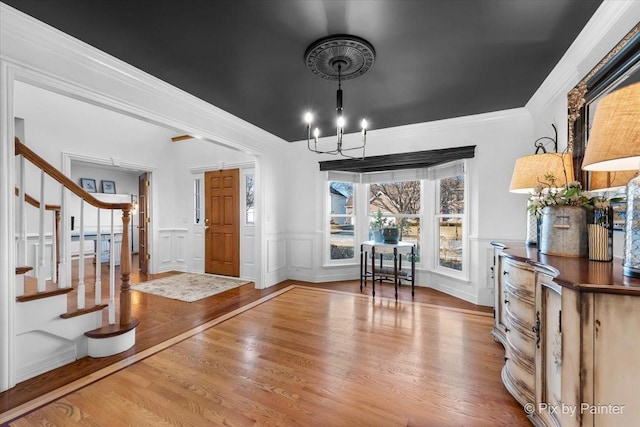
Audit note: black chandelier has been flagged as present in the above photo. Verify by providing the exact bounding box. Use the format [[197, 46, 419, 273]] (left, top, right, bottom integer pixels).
[[303, 34, 375, 159]]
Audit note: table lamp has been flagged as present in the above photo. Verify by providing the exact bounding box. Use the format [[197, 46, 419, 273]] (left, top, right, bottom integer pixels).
[[583, 81, 640, 277], [510, 152, 574, 245]]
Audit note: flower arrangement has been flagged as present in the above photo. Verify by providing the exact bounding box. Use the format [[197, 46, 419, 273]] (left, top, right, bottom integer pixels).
[[527, 174, 590, 216], [527, 173, 623, 218]]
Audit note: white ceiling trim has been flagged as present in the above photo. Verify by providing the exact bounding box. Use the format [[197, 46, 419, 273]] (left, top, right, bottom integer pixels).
[[0, 3, 285, 154], [526, 0, 640, 115]]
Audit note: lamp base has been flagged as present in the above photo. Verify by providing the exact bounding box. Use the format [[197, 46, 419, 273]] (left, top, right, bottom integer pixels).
[[622, 173, 640, 278]]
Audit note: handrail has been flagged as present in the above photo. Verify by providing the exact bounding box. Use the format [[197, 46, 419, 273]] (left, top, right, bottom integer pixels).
[[14, 187, 60, 211], [15, 138, 131, 211], [15, 137, 134, 328]]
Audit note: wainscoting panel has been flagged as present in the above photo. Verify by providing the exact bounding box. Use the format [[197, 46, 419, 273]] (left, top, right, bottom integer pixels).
[[160, 235, 171, 264], [241, 234, 255, 280], [191, 227, 204, 273], [175, 235, 186, 263], [157, 228, 188, 273], [267, 238, 286, 273], [290, 238, 313, 269]]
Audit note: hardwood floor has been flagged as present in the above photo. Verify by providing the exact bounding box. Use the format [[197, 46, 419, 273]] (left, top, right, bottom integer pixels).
[[2, 260, 528, 425]]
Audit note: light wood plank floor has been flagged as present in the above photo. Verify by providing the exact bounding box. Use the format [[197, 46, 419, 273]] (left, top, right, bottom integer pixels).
[[6, 286, 529, 426]]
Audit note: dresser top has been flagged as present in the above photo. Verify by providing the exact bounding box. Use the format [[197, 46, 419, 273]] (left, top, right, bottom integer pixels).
[[493, 243, 640, 296]]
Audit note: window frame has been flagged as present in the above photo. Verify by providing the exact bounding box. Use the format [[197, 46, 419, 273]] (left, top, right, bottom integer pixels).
[[367, 181, 424, 269], [324, 180, 358, 265], [193, 178, 202, 225], [432, 166, 468, 280], [243, 171, 255, 226], [323, 160, 468, 278]]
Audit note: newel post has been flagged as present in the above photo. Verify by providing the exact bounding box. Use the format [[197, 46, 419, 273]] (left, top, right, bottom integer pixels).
[[120, 206, 132, 326]]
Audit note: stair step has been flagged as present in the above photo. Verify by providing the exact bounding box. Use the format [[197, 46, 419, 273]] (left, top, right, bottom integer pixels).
[[60, 304, 108, 319], [16, 266, 33, 275], [85, 318, 139, 339], [16, 286, 72, 303], [16, 331, 77, 383], [86, 319, 139, 357]]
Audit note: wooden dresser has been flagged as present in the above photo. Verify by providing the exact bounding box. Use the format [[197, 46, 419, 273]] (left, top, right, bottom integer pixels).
[[491, 243, 640, 427]]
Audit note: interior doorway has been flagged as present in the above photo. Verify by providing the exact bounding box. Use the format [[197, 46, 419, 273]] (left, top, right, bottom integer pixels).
[[138, 172, 150, 275], [204, 169, 240, 277]]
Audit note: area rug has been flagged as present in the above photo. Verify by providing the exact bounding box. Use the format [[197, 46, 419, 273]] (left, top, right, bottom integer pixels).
[[132, 273, 249, 302]]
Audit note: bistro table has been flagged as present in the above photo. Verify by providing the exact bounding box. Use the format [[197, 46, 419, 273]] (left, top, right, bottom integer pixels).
[[360, 240, 415, 300]]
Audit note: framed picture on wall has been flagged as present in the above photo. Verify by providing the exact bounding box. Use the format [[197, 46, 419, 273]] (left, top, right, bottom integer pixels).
[[80, 178, 97, 193], [101, 180, 116, 194]]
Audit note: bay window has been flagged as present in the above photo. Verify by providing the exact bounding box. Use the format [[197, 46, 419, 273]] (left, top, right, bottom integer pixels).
[[325, 160, 467, 277]]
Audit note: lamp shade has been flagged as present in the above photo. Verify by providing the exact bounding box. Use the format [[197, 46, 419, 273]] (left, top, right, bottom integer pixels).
[[583, 81, 640, 171], [589, 170, 638, 192], [509, 153, 574, 193]]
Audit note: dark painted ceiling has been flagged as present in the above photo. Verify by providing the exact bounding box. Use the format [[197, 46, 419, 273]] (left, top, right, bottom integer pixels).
[[3, 0, 603, 142]]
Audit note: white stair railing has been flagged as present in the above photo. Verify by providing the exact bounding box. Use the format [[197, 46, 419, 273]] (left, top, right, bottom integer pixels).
[[15, 137, 134, 329]]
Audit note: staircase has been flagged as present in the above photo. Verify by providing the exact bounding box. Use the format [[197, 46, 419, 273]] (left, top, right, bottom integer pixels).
[[11, 137, 138, 385]]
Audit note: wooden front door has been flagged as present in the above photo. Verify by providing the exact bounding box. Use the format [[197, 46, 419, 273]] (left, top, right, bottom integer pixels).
[[138, 172, 150, 274], [204, 169, 240, 277]]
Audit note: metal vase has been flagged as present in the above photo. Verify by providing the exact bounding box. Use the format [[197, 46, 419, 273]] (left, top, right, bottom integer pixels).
[[539, 205, 588, 257]]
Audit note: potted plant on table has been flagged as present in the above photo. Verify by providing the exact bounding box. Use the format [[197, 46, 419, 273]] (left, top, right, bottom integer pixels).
[[369, 209, 387, 243], [369, 209, 401, 244]]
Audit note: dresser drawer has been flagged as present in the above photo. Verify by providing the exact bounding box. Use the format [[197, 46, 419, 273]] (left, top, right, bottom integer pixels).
[[505, 324, 535, 364], [502, 257, 534, 293], [504, 280, 534, 320], [504, 355, 535, 404]]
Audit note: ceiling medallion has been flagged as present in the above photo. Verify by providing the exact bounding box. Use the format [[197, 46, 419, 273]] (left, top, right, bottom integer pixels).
[[303, 35, 376, 159], [304, 34, 376, 81]]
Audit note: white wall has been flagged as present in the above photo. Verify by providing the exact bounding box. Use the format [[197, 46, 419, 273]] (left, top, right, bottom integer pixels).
[[283, 108, 533, 304]]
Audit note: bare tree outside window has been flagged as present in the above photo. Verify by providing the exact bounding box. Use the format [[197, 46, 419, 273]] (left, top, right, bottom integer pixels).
[[437, 175, 464, 271], [369, 181, 421, 261], [246, 174, 254, 224]]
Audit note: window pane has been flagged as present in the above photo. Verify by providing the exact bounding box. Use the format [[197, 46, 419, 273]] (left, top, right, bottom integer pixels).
[[246, 174, 255, 224], [329, 182, 354, 260], [439, 217, 463, 270], [369, 181, 421, 215], [193, 179, 201, 224], [439, 175, 464, 214], [399, 217, 421, 262], [329, 182, 354, 215], [329, 217, 354, 260]]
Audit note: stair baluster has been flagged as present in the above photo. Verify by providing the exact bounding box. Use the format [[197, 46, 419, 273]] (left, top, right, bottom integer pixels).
[[108, 210, 115, 324], [36, 170, 46, 292], [95, 207, 101, 306], [77, 200, 85, 310]]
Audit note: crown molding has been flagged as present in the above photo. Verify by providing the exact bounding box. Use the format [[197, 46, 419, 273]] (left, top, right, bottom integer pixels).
[[526, 0, 640, 115], [0, 3, 285, 154], [62, 151, 156, 174], [188, 161, 255, 174]]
